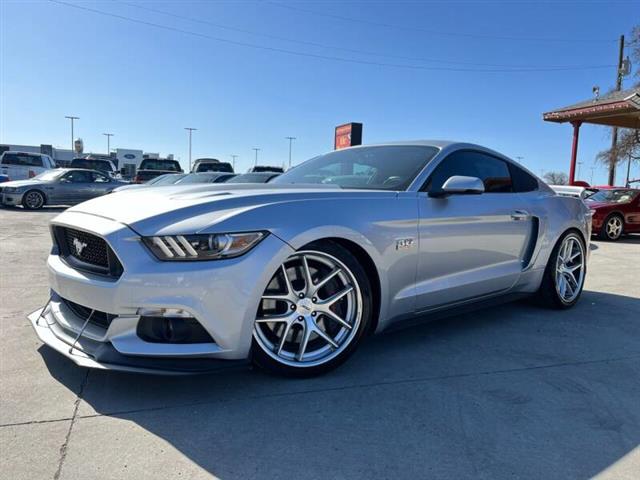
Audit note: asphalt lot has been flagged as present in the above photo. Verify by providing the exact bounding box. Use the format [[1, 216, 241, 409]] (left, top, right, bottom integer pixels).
[[1, 206, 639, 480]]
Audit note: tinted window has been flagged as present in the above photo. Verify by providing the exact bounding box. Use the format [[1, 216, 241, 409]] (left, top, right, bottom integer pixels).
[[425, 151, 513, 193], [586, 189, 638, 204], [91, 172, 109, 183], [509, 163, 539, 192], [195, 162, 233, 173], [2, 153, 43, 167], [64, 171, 93, 183], [140, 159, 182, 171], [71, 159, 112, 172], [273, 146, 439, 190]]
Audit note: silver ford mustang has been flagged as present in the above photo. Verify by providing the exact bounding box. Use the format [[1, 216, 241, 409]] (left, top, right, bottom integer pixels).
[[30, 141, 591, 376]]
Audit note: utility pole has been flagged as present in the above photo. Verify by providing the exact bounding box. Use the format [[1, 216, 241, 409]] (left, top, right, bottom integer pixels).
[[230, 154, 238, 171], [590, 165, 596, 185], [625, 154, 633, 187], [102, 133, 114, 155], [576, 161, 583, 180], [285, 136, 296, 169], [608, 34, 625, 186], [65, 116, 79, 152], [252, 147, 261, 167], [184, 128, 197, 171]]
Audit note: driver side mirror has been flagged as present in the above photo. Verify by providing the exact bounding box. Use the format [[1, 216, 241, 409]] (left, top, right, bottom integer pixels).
[[429, 175, 484, 198], [59, 177, 70, 183]]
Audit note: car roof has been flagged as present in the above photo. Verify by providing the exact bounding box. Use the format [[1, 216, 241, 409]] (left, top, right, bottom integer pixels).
[[2, 151, 47, 156]]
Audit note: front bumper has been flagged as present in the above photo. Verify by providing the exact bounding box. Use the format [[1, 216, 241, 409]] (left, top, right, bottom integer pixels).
[[33, 210, 294, 374], [1, 192, 24, 206]]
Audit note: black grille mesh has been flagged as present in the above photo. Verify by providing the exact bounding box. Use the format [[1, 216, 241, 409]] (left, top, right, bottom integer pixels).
[[62, 297, 117, 329], [64, 228, 109, 267]]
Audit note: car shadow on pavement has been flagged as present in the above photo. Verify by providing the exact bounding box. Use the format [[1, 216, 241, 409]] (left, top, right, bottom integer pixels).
[[0, 206, 67, 213], [38, 290, 640, 479]]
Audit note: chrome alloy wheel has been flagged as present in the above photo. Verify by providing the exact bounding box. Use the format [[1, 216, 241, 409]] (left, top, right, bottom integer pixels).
[[554, 235, 585, 304], [605, 216, 623, 240], [253, 251, 363, 368], [24, 191, 44, 209]]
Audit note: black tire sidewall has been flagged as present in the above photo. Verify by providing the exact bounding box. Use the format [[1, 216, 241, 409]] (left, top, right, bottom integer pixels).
[[251, 240, 373, 377], [539, 231, 586, 309], [22, 190, 45, 210], [600, 214, 623, 241]]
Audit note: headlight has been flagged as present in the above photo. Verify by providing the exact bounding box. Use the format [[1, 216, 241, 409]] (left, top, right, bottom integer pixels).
[[142, 232, 267, 261]]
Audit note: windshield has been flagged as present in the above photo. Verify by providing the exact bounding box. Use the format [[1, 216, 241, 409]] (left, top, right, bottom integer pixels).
[[176, 173, 220, 184], [140, 159, 181, 171], [195, 162, 233, 173], [72, 159, 112, 172], [272, 146, 439, 190], [149, 173, 185, 185], [33, 170, 65, 181], [586, 189, 637, 204], [227, 173, 277, 183]]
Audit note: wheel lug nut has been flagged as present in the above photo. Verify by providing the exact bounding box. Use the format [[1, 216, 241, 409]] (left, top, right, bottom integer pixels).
[[298, 293, 304, 298], [312, 297, 317, 303], [298, 316, 303, 321], [290, 304, 295, 310], [311, 311, 317, 317]]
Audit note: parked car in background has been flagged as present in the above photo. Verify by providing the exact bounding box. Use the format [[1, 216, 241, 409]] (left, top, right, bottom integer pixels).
[[226, 172, 281, 183], [32, 141, 591, 376], [175, 172, 236, 184], [0, 168, 127, 209], [249, 165, 285, 173], [112, 173, 186, 192], [192, 159, 234, 173], [586, 188, 640, 240], [134, 158, 183, 183], [0, 151, 56, 180], [70, 157, 119, 178], [0, 174, 10, 183], [550, 185, 597, 201]]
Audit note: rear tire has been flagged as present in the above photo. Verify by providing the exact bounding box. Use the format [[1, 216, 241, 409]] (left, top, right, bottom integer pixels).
[[22, 190, 45, 210], [599, 214, 624, 241], [536, 231, 586, 309], [252, 240, 372, 377]]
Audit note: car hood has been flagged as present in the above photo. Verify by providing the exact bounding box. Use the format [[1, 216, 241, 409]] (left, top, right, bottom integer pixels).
[[0, 179, 44, 188], [586, 201, 621, 210], [67, 184, 396, 236]]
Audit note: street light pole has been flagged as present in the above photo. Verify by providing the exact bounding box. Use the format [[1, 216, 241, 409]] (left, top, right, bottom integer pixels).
[[252, 147, 261, 167], [65, 116, 79, 152], [230, 155, 238, 171], [184, 128, 197, 171], [285, 136, 296, 169], [103, 133, 114, 155]]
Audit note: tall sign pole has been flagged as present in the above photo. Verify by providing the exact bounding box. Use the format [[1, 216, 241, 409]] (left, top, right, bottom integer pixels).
[[184, 127, 197, 171], [285, 136, 296, 169], [608, 34, 625, 186], [65, 116, 79, 152]]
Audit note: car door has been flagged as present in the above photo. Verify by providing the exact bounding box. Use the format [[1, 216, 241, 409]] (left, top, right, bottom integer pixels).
[[415, 150, 534, 311], [59, 170, 94, 203], [624, 191, 640, 232], [87, 171, 112, 198]]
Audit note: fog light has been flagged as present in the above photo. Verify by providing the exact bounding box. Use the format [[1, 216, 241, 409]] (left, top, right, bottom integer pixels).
[[136, 309, 215, 344]]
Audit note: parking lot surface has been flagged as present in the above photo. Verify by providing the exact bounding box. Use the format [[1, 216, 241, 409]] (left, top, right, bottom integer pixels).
[[1, 207, 639, 479]]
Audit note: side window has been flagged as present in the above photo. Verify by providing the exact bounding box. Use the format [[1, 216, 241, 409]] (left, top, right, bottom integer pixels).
[[509, 163, 539, 192], [424, 151, 513, 193], [92, 172, 109, 183], [64, 171, 92, 183]]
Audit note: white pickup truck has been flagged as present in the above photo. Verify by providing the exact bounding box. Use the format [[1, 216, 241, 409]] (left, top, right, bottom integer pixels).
[[0, 151, 56, 180]]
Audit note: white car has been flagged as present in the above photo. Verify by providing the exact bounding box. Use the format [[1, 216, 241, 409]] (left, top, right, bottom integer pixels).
[[0, 151, 56, 180], [549, 185, 596, 201]]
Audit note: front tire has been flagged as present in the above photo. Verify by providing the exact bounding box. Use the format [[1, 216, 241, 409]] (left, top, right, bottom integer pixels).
[[537, 231, 586, 309], [22, 190, 45, 210], [252, 241, 372, 377], [599, 214, 624, 241]]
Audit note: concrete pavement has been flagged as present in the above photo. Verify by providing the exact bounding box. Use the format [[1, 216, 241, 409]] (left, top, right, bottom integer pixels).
[[1, 207, 639, 479]]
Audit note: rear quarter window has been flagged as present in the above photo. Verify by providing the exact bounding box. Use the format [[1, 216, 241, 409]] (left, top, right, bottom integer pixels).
[[509, 163, 539, 192], [2, 153, 43, 167]]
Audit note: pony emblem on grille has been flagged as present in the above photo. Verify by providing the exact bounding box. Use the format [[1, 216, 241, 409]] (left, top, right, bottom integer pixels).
[[72, 237, 88, 256]]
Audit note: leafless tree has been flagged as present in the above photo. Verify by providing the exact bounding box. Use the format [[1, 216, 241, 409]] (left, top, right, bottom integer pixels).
[[543, 171, 569, 185]]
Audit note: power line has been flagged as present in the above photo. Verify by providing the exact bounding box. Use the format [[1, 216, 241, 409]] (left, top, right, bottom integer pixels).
[[49, 0, 615, 73], [266, 1, 616, 44], [116, 0, 610, 69]]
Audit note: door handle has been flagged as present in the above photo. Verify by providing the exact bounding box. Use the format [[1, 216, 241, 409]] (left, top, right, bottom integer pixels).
[[511, 210, 530, 221]]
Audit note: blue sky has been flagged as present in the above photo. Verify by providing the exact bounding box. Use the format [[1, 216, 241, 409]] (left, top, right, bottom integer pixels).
[[1, 0, 638, 183]]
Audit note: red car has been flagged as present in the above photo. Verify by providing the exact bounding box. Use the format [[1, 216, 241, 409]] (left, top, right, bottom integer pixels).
[[586, 188, 640, 240]]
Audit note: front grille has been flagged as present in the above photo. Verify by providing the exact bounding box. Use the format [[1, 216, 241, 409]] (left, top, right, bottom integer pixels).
[[64, 228, 109, 267], [62, 297, 117, 329], [53, 226, 123, 278]]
